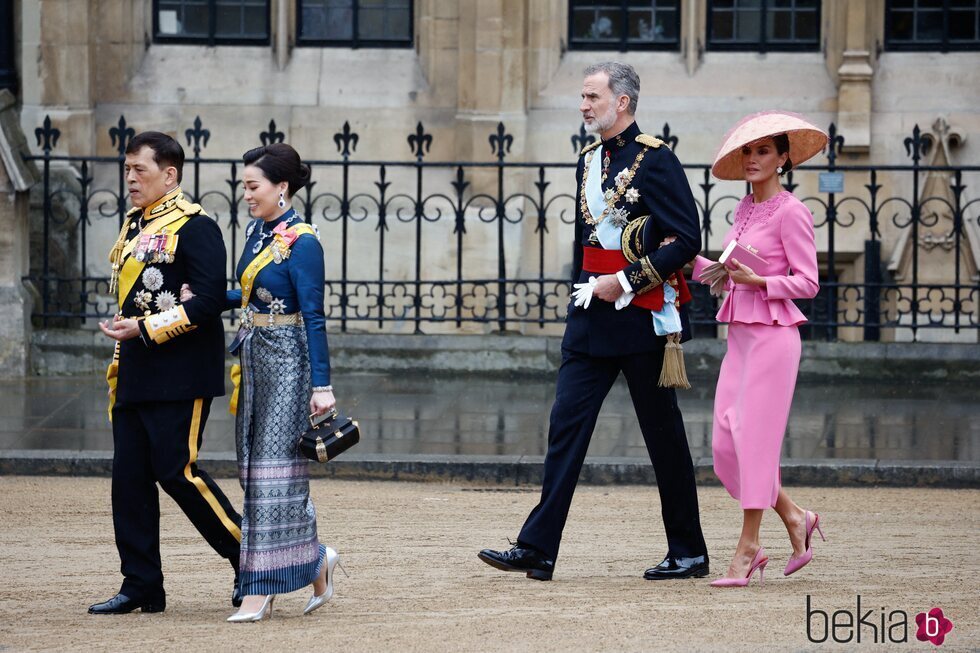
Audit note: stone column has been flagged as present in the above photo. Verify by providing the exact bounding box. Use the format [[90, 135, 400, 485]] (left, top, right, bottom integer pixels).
[[0, 89, 41, 376], [836, 0, 874, 153], [454, 0, 528, 163]]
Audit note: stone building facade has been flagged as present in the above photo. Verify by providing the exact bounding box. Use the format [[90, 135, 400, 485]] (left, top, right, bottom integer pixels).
[[1, 0, 978, 351]]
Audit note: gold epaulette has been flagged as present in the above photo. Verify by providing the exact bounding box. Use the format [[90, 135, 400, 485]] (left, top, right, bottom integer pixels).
[[621, 215, 649, 264], [175, 196, 205, 217], [579, 140, 601, 156], [636, 134, 666, 149]]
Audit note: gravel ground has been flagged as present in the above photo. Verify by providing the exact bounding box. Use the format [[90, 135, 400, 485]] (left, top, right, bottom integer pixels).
[[0, 477, 976, 652]]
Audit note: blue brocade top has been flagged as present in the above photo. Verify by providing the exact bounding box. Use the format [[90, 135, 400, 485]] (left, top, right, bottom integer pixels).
[[225, 209, 331, 386]]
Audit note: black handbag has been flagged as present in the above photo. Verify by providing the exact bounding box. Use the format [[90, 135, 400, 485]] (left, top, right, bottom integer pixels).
[[298, 409, 360, 463]]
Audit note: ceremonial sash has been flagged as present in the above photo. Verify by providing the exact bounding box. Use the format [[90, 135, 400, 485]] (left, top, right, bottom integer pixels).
[[238, 223, 318, 309], [117, 212, 192, 308], [581, 247, 692, 311], [584, 146, 625, 250], [229, 221, 318, 415]]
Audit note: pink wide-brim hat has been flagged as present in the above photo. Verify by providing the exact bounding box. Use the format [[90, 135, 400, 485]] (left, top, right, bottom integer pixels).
[[711, 110, 829, 181]]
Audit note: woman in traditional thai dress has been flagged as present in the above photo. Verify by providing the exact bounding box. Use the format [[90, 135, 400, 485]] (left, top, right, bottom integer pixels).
[[692, 112, 828, 587], [184, 143, 342, 620]]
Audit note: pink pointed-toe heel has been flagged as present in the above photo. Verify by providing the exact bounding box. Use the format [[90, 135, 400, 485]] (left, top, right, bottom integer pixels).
[[710, 547, 769, 588], [783, 510, 826, 576]]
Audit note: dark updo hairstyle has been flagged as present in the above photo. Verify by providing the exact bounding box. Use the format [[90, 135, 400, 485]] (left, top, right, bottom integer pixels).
[[772, 133, 793, 176], [242, 143, 311, 197]]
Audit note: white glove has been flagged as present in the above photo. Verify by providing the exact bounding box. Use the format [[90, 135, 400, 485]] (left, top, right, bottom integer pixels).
[[614, 291, 635, 310], [572, 276, 597, 309], [698, 262, 729, 298]]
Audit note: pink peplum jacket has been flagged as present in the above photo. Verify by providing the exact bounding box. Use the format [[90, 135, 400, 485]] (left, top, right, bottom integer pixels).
[[692, 190, 819, 326]]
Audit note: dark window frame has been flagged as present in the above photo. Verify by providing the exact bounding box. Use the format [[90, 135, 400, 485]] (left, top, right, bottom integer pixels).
[[706, 0, 821, 53], [296, 0, 415, 49], [566, 0, 682, 52], [884, 0, 980, 52], [153, 0, 272, 46]]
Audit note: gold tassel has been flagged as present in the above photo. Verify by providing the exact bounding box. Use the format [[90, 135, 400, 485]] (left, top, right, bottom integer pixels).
[[659, 332, 691, 389], [107, 224, 129, 295]]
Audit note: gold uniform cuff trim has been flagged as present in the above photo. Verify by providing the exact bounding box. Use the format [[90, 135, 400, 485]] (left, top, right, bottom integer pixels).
[[621, 216, 648, 264], [635, 256, 663, 295], [143, 305, 196, 344]]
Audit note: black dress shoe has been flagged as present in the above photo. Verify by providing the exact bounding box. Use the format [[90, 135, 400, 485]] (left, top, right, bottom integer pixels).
[[232, 574, 242, 607], [478, 544, 555, 581], [643, 554, 709, 580], [88, 593, 166, 615]]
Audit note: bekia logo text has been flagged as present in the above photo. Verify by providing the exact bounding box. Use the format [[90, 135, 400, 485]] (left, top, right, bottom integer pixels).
[[806, 596, 954, 646]]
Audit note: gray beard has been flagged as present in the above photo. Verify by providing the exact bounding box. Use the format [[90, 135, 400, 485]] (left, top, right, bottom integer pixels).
[[584, 106, 617, 135]]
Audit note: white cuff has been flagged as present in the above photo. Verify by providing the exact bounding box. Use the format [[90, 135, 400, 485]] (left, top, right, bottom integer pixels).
[[615, 270, 633, 293]]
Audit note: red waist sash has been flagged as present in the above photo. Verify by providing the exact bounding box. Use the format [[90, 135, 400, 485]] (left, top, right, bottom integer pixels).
[[581, 247, 691, 311]]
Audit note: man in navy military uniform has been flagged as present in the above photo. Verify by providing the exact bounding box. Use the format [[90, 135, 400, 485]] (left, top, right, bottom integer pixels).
[[479, 62, 708, 581], [89, 132, 243, 614]]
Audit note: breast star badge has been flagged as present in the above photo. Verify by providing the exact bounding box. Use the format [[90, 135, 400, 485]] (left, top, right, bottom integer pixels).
[[624, 188, 640, 204]]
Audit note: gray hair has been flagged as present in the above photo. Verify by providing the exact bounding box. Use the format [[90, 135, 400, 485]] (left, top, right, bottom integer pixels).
[[584, 62, 640, 114]]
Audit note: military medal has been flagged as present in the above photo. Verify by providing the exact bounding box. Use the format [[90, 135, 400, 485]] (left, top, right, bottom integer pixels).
[[609, 207, 631, 228], [624, 188, 640, 204], [142, 267, 164, 292], [154, 290, 177, 312]]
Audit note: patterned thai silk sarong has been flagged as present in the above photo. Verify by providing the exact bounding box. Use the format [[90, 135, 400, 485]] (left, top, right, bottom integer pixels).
[[236, 323, 325, 595]]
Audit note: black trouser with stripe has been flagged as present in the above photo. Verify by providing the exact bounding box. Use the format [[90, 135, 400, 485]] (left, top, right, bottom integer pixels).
[[111, 398, 242, 600], [518, 347, 708, 561]]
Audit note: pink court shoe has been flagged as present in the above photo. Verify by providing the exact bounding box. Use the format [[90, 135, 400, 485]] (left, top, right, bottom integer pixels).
[[784, 510, 826, 576], [710, 547, 768, 587]]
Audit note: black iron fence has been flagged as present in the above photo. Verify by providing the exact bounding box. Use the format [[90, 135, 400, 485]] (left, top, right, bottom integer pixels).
[[24, 116, 980, 341]]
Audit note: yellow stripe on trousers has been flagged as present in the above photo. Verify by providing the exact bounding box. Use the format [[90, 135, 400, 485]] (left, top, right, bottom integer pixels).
[[185, 398, 242, 542]]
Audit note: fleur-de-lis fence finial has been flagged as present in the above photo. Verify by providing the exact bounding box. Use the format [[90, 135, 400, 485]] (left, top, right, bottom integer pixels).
[[185, 116, 211, 155], [825, 122, 845, 167], [407, 122, 432, 158], [904, 124, 925, 164], [571, 123, 595, 154], [656, 123, 679, 151], [260, 119, 285, 146], [489, 122, 513, 160], [109, 116, 135, 155], [333, 121, 359, 157], [34, 115, 61, 153]]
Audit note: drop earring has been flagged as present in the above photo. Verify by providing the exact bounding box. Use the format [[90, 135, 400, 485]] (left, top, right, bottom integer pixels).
[[277, 191, 286, 209]]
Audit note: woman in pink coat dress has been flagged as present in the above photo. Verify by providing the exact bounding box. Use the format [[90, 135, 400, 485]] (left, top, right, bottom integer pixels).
[[693, 112, 829, 587]]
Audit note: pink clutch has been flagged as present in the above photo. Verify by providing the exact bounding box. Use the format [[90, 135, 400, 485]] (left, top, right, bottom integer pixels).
[[719, 240, 768, 272]]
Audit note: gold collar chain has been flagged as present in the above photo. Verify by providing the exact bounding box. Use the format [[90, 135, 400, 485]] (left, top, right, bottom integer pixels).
[[580, 147, 647, 226]]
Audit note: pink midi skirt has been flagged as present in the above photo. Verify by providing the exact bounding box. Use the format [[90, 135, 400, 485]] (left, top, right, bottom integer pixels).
[[711, 322, 801, 509]]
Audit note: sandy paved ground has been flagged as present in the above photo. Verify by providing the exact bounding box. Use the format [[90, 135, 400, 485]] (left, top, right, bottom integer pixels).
[[0, 477, 976, 652]]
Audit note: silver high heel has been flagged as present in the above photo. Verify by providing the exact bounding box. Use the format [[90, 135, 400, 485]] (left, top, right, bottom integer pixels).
[[227, 595, 276, 622], [303, 547, 347, 615]]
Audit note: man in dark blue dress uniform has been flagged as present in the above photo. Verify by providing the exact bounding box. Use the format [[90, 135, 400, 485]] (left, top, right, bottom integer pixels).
[[89, 132, 242, 614], [479, 62, 708, 581]]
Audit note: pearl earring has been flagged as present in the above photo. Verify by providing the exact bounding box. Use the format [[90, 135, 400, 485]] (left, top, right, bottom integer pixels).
[[277, 191, 286, 209], [776, 166, 783, 174]]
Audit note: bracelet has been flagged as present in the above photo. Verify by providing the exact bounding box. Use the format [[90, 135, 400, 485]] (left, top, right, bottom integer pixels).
[[312, 385, 333, 393]]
